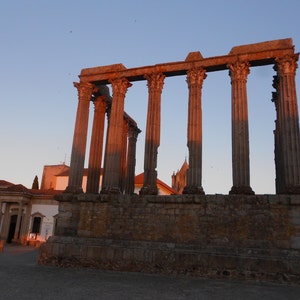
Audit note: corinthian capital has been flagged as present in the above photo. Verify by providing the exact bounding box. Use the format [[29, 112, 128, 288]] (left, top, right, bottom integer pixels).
[[186, 68, 207, 88], [109, 78, 132, 97], [73, 82, 98, 102], [228, 61, 250, 82], [145, 73, 165, 92], [274, 54, 298, 76]]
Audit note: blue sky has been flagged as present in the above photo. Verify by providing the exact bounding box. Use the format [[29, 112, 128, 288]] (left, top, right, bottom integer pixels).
[[0, 0, 299, 193]]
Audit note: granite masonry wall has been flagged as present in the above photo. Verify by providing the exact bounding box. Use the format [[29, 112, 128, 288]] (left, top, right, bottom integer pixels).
[[39, 194, 300, 283]]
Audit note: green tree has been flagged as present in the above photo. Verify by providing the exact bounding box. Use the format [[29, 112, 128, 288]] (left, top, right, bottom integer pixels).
[[32, 175, 39, 189]]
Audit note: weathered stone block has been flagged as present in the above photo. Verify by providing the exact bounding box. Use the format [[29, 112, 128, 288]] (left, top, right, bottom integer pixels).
[[39, 194, 300, 283], [290, 209, 300, 225], [291, 236, 300, 249]]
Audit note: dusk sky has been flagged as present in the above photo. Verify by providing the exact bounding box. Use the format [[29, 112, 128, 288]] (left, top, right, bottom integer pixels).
[[1, 0, 300, 194]]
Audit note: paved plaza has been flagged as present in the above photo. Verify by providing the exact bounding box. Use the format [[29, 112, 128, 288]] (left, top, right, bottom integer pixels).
[[0, 244, 300, 300]]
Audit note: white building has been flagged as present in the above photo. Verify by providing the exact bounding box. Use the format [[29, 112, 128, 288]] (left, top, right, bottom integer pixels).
[[0, 180, 60, 246], [0, 164, 177, 246]]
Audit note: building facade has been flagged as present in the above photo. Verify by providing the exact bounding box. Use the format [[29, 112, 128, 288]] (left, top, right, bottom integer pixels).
[[0, 180, 59, 246]]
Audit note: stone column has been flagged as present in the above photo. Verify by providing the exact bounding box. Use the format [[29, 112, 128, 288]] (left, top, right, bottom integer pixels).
[[65, 82, 97, 193], [140, 73, 165, 195], [120, 119, 129, 193], [0, 202, 3, 234], [101, 78, 132, 194], [86, 95, 107, 193], [274, 54, 300, 194], [125, 124, 141, 194], [1, 204, 10, 240], [183, 68, 206, 194], [101, 103, 111, 189], [272, 76, 283, 193], [13, 202, 23, 242], [21, 202, 31, 244], [228, 61, 254, 194]]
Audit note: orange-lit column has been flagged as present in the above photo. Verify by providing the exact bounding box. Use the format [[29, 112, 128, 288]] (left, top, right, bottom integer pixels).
[[101, 103, 111, 188], [274, 54, 300, 194], [86, 95, 107, 193], [101, 78, 132, 194], [66, 82, 96, 193], [125, 123, 141, 194], [140, 73, 165, 195], [228, 61, 254, 195], [183, 68, 206, 194], [120, 118, 129, 193]]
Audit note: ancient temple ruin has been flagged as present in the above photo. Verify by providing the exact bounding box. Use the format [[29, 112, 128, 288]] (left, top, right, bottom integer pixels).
[[65, 38, 300, 196], [39, 39, 300, 282]]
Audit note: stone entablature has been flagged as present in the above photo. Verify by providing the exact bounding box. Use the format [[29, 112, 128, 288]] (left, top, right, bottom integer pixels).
[[79, 39, 295, 83]]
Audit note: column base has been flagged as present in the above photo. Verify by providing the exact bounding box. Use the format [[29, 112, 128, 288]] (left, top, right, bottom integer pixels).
[[182, 185, 205, 195], [139, 185, 158, 195], [229, 185, 255, 195], [64, 186, 83, 194], [100, 187, 122, 195]]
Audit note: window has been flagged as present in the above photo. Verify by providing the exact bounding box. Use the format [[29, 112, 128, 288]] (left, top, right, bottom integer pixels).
[[32, 216, 42, 234]]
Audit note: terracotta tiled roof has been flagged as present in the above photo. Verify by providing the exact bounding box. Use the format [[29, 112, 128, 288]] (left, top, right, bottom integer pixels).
[[0, 180, 15, 188], [134, 173, 179, 194], [6, 184, 30, 193], [0, 182, 62, 196], [134, 173, 144, 185]]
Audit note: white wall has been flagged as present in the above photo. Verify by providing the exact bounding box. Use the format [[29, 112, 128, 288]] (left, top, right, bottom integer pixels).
[[29, 203, 58, 242]]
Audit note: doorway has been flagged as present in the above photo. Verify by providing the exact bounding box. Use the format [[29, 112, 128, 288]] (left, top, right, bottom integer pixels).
[[6, 215, 17, 243]]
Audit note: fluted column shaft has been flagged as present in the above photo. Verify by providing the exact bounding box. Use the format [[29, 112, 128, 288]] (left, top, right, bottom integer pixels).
[[86, 96, 107, 193], [183, 68, 206, 194], [101, 104, 111, 188], [274, 54, 300, 194], [66, 82, 96, 193], [228, 61, 254, 194], [140, 73, 165, 195], [125, 125, 141, 194], [120, 119, 129, 193], [101, 78, 132, 194]]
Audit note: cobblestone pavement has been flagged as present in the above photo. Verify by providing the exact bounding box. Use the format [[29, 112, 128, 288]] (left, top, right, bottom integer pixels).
[[1, 244, 300, 300]]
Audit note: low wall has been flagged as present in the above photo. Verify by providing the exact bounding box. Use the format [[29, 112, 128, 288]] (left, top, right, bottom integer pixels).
[[39, 194, 300, 283]]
